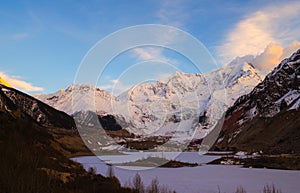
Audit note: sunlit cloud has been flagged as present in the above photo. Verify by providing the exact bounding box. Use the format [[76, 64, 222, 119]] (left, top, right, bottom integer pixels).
[[0, 71, 44, 92], [231, 41, 300, 74], [282, 41, 300, 59], [251, 41, 300, 73], [251, 43, 283, 72], [217, 1, 300, 64]]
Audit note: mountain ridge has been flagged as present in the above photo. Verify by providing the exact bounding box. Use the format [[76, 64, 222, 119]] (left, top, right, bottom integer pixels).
[[213, 48, 300, 154], [36, 62, 264, 143]]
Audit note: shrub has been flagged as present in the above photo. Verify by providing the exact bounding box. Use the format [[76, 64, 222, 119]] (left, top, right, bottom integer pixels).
[[263, 184, 282, 193], [234, 186, 247, 193]]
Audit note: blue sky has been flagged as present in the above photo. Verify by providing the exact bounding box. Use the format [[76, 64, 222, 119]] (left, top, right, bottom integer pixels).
[[0, 0, 299, 94]]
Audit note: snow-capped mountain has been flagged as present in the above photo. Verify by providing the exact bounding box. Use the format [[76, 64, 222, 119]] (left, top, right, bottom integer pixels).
[[214, 48, 300, 154], [37, 62, 264, 144], [35, 84, 117, 115], [111, 62, 263, 139]]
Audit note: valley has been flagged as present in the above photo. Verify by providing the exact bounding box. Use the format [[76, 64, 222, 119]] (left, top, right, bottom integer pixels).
[[2, 1, 300, 193], [1, 48, 299, 193]]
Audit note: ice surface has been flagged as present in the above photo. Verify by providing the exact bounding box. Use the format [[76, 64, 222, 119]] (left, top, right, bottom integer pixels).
[[73, 154, 300, 193]]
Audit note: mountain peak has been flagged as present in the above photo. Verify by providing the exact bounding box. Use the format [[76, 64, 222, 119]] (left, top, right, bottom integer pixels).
[[228, 55, 255, 66], [214, 48, 300, 154], [66, 84, 96, 92], [35, 84, 115, 115], [166, 71, 199, 82]]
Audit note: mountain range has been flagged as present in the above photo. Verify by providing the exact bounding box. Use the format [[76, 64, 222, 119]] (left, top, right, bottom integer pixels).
[[2, 48, 299, 154], [35, 49, 300, 153], [36, 61, 265, 150]]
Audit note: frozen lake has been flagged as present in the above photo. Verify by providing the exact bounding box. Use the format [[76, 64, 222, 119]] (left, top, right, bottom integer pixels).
[[72, 152, 300, 193]]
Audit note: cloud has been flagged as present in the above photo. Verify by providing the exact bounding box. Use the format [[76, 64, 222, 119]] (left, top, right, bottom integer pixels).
[[235, 41, 300, 73], [111, 79, 119, 85], [217, 1, 300, 64], [0, 71, 44, 92], [133, 48, 161, 60], [130, 0, 193, 66], [156, 0, 190, 27], [132, 47, 178, 65], [253, 41, 300, 72], [251, 43, 283, 72], [12, 33, 29, 40], [282, 41, 300, 59], [99, 79, 131, 95]]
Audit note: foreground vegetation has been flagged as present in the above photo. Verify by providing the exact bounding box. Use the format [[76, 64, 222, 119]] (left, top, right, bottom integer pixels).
[[232, 184, 282, 193], [0, 115, 288, 193], [0, 111, 133, 193], [123, 171, 283, 193]]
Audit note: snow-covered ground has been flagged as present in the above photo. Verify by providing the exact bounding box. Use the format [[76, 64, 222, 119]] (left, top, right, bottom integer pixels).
[[72, 153, 300, 193]]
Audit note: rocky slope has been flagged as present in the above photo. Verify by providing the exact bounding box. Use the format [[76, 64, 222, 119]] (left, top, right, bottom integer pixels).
[[214, 49, 300, 154], [1, 84, 75, 129]]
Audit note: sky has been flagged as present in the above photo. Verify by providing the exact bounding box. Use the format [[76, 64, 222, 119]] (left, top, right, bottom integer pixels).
[[0, 0, 300, 94]]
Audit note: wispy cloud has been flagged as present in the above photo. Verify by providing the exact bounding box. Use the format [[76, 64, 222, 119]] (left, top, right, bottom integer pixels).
[[128, 0, 196, 68], [132, 47, 178, 65], [157, 72, 173, 82], [156, 0, 190, 27], [217, 1, 300, 64], [0, 71, 44, 92], [133, 48, 160, 60], [128, 0, 193, 65], [99, 79, 131, 95], [12, 33, 29, 40]]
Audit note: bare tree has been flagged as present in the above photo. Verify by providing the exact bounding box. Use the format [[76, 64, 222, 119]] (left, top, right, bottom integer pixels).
[[159, 185, 176, 193], [234, 186, 247, 193], [132, 173, 145, 193], [88, 167, 96, 175], [147, 177, 159, 193], [263, 184, 282, 193], [107, 164, 115, 178]]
